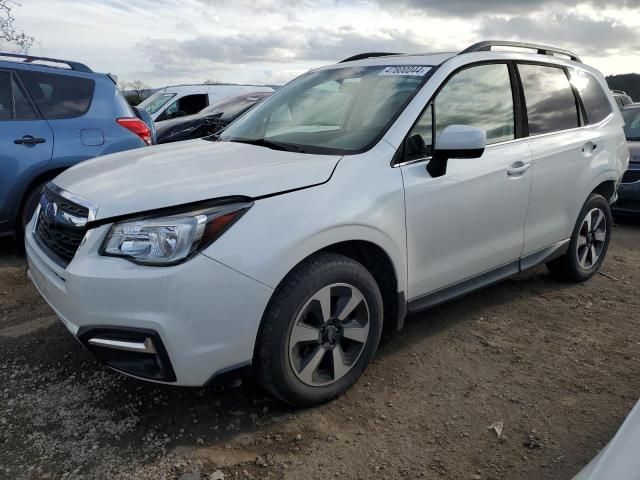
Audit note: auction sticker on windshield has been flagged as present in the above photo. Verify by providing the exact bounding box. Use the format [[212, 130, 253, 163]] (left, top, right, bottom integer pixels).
[[379, 66, 432, 76]]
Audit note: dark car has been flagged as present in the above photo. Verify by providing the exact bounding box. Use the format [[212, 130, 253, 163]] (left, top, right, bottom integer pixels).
[[155, 92, 271, 144], [615, 104, 640, 215]]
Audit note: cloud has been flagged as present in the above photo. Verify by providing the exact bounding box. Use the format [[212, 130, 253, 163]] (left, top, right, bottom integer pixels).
[[139, 25, 431, 70], [478, 12, 640, 55], [374, 0, 640, 16]]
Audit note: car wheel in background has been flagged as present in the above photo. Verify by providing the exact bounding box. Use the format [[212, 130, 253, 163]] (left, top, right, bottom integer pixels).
[[254, 252, 383, 407], [547, 193, 612, 282]]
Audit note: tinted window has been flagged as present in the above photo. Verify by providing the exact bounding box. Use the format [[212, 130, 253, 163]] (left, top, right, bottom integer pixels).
[[519, 64, 579, 135], [19, 70, 94, 119], [436, 63, 514, 144], [0, 71, 10, 119], [568, 70, 613, 124], [12, 77, 37, 119]]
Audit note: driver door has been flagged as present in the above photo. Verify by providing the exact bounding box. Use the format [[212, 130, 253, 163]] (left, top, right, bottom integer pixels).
[[400, 63, 532, 305]]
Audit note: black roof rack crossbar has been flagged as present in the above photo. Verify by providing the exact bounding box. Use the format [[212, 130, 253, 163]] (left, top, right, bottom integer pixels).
[[459, 41, 582, 63], [340, 52, 403, 63], [0, 52, 93, 73]]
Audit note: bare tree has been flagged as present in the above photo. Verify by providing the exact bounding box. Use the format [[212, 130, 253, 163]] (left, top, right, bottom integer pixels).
[[0, 0, 34, 53], [125, 80, 152, 105]]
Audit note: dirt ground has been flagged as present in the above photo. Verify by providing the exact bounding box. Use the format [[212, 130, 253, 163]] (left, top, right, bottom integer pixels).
[[0, 221, 639, 480]]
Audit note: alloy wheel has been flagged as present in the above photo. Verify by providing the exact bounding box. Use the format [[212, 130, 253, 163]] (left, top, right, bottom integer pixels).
[[576, 207, 607, 270], [288, 283, 370, 387]]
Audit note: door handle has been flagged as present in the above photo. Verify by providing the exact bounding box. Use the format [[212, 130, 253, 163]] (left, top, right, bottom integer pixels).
[[14, 136, 46, 145], [508, 162, 531, 176]]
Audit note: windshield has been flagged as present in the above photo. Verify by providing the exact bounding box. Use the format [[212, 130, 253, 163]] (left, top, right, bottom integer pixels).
[[139, 92, 176, 114], [622, 108, 640, 141], [219, 65, 432, 154]]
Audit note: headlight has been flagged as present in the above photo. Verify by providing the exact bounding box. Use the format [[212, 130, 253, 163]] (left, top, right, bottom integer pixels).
[[101, 201, 252, 266]]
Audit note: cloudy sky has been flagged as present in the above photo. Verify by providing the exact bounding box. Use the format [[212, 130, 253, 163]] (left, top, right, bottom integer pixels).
[[7, 0, 640, 87]]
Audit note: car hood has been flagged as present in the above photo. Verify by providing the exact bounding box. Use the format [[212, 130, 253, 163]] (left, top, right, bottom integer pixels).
[[155, 112, 212, 133], [54, 140, 341, 220]]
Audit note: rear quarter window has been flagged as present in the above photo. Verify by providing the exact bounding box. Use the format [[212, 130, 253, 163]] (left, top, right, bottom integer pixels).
[[18, 70, 95, 119], [570, 70, 614, 124]]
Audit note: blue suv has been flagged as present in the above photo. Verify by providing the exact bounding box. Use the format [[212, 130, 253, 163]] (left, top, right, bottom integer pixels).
[[0, 52, 153, 238]]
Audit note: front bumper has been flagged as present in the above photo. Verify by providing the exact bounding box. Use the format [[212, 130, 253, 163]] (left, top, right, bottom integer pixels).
[[25, 219, 273, 386], [614, 180, 640, 214]]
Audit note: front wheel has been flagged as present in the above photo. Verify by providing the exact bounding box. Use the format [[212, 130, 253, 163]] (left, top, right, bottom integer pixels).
[[547, 193, 612, 282], [254, 252, 383, 407]]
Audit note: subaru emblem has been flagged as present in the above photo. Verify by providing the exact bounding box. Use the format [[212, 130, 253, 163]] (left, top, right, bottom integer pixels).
[[45, 202, 58, 222]]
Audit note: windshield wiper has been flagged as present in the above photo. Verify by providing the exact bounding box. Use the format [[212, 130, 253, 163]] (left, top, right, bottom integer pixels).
[[626, 137, 640, 141], [227, 138, 307, 153]]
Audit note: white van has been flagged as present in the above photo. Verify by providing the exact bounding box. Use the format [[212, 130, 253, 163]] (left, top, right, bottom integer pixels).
[[139, 84, 274, 122]]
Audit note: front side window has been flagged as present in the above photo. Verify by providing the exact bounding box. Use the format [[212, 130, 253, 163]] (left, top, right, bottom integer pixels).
[[569, 69, 613, 125], [405, 63, 514, 160], [19, 70, 94, 119], [219, 65, 432, 155], [519, 64, 579, 135]]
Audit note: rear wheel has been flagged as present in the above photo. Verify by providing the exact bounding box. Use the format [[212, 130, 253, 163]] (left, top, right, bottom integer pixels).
[[547, 194, 612, 282], [254, 252, 383, 407]]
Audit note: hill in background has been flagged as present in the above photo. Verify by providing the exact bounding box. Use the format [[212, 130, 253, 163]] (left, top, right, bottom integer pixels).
[[606, 74, 640, 102]]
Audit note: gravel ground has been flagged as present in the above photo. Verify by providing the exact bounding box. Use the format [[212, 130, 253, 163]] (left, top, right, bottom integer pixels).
[[0, 220, 639, 480]]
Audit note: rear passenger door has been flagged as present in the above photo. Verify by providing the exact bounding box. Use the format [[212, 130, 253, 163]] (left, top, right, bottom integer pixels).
[[0, 70, 53, 225], [519, 63, 606, 256]]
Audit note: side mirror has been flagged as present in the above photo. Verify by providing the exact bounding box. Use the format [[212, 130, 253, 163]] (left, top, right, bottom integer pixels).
[[427, 125, 486, 178]]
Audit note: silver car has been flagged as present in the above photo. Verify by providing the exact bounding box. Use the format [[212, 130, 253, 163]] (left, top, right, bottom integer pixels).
[[26, 41, 628, 406]]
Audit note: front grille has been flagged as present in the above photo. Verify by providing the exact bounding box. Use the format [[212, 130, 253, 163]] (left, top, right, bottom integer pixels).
[[34, 187, 89, 268], [621, 169, 640, 184]]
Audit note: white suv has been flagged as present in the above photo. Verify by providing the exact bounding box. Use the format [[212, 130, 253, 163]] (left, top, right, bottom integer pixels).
[[26, 41, 629, 406]]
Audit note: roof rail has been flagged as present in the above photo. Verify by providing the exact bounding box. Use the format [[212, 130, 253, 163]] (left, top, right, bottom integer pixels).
[[459, 41, 582, 63], [340, 52, 403, 63], [0, 52, 93, 73]]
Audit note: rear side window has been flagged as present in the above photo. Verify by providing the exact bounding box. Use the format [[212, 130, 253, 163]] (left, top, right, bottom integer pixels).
[[570, 70, 613, 124], [0, 71, 11, 119], [518, 64, 579, 135], [19, 70, 94, 119]]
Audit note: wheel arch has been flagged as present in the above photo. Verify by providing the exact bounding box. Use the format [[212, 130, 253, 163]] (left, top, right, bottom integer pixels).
[[15, 167, 67, 236], [253, 232, 408, 355], [591, 178, 617, 203]]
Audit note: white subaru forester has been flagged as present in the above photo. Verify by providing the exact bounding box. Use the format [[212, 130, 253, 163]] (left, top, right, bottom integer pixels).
[[26, 41, 629, 406]]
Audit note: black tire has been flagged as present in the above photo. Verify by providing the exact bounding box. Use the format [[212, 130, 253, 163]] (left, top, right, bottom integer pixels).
[[20, 181, 47, 232], [254, 252, 383, 407], [546, 193, 612, 282]]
